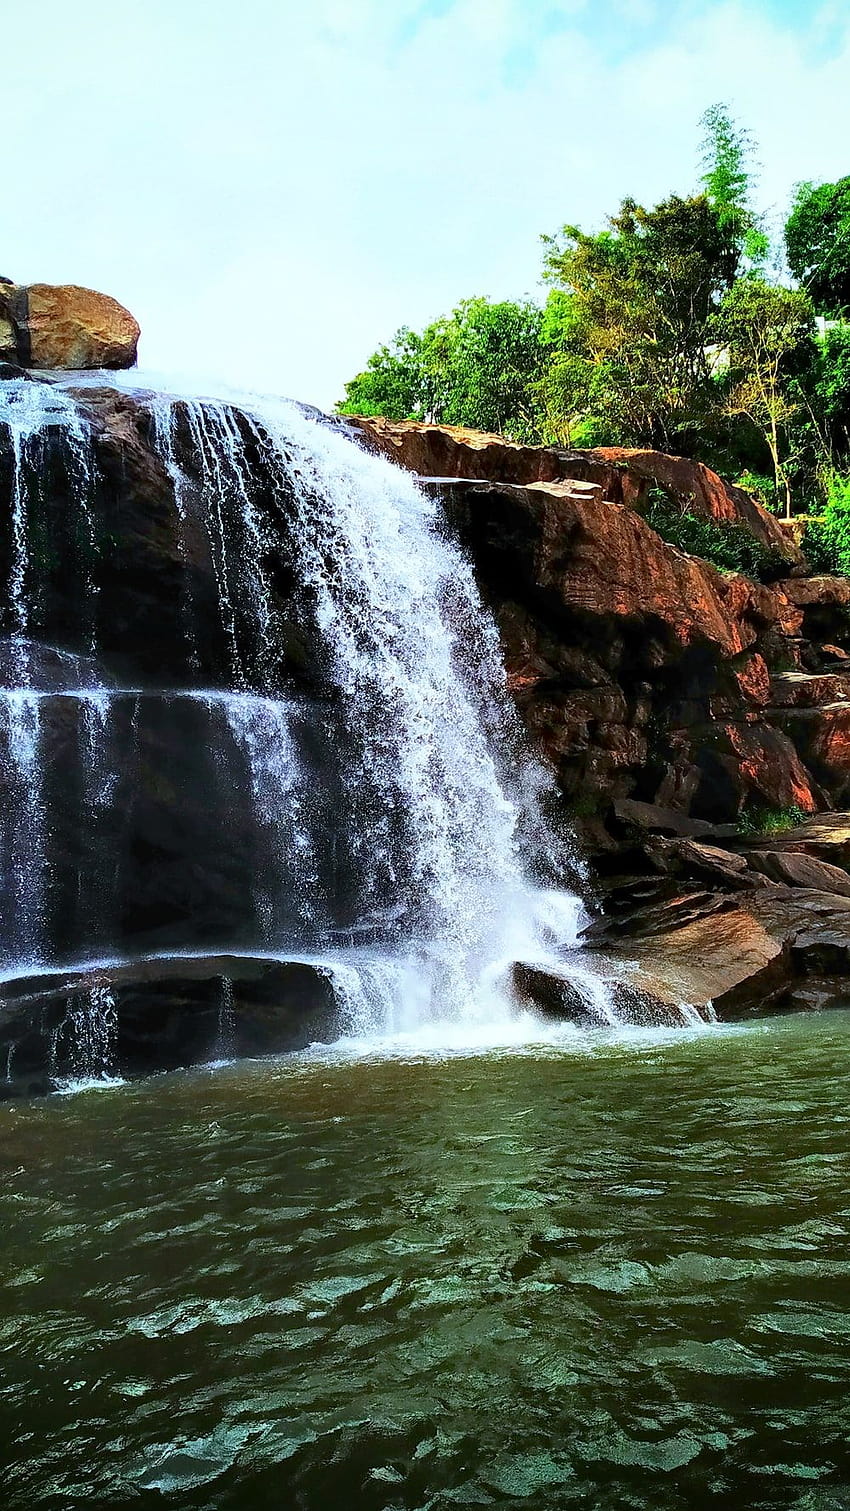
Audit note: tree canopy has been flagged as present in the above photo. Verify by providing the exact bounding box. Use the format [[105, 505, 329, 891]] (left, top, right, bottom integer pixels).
[[338, 297, 546, 442], [540, 193, 738, 452], [337, 104, 850, 524], [785, 178, 850, 316]]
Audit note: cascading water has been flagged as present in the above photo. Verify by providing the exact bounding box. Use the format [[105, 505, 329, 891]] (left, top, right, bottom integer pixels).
[[0, 365, 647, 1087], [0, 383, 96, 968], [139, 377, 606, 1034]]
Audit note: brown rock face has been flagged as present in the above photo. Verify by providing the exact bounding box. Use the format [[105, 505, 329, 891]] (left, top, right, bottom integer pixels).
[[343, 417, 850, 833], [433, 474, 818, 821], [584, 447, 793, 562], [347, 415, 803, 569], [0, 282, 139, 369]]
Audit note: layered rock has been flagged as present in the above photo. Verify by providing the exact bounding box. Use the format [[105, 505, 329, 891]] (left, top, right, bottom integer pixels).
[[348, 415, 803, 568], [346, 414, 850, 1021]]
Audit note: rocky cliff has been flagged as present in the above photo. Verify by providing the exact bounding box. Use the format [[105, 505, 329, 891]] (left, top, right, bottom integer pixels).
[[349, 414, 850, 1020]]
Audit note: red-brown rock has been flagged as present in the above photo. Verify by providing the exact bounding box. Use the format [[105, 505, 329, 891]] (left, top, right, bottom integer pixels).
[[348, 414, 803, 567]]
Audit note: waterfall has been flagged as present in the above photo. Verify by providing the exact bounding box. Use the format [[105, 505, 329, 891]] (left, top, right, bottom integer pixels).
[[54, 983, 119, 1087], [0, 366, 640, 1074], [0, 690, 48, 964], [1, 379, 95, 659], [133, 378, 575, 1028]]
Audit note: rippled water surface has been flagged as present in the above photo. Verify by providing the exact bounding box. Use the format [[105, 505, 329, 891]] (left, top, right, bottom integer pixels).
[[4, 1014, 850, 1509]]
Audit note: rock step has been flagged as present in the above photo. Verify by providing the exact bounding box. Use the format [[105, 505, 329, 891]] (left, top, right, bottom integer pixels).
[[769, 670, 850, 708], [0, 954, 339, 1099]]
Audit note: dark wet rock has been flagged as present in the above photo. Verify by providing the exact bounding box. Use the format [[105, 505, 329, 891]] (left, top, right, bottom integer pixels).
[[511, 960, 599, 1024], [610, 799, 739, 842], [643, 836, 757, 890], [0, 640, 107, 691], [510, 960, 684, 1027], [0, 955, 339, 1099]]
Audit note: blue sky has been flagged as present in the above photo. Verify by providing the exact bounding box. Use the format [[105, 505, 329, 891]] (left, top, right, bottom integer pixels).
[[10, 0, 850, 406]]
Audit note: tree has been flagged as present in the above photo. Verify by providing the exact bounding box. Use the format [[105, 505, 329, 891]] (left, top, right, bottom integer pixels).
[[337, 327, 426, 420], [541, 193, 739, 451], [785, 178, 850, 316], [716, 279, 815, 518], [338, 297, 547, 441], [699, 102, 769, 266], [812, 325, 850, 456]]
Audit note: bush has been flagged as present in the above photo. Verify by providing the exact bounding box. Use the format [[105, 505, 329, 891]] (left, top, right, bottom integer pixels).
[[641, 490, 785, 582], [734, 469, 780, 514], [737, 804, 808, 838], [802, 472, 850, 575]]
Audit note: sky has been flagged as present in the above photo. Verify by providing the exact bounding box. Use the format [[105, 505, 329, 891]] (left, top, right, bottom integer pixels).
[[10, 0, 850, 408]]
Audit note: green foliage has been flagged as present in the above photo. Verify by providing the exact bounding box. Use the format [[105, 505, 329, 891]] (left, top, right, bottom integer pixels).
[[802, 472, 850, 575], [641, 489, 786, 582], [785, 178, 850, 316], [715, 278, 816, 517], [541, 193, 739, 451], [700, 102, 769, 266], [337, 327, 425, 420], [737, 803, 808, 838], [734, 469, 780, 513], [810, 325, 850, 453], [338, 297, 546, 441]]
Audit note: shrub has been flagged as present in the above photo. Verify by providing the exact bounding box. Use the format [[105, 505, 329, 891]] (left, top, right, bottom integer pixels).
[[737, 804, 808, 838], [641, 489, 785, 582], [734, 469, 780, 514], [802, 472, 850, 575]]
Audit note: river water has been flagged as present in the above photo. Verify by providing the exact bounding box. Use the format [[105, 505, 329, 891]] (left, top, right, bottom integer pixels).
[[3, 1014, 850, 1510]]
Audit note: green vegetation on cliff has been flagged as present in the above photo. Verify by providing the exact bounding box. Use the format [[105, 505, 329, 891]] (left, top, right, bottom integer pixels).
[[338, 105, 850, 553], [640, 489, 786, 583], [338, 297, 546, 442]]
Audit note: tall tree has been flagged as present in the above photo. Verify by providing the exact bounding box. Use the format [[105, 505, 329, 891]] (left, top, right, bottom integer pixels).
[[699, 102, 768, 266], [716, 279, 815, 518]]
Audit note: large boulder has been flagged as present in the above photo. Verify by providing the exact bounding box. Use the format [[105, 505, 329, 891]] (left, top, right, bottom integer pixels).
[[586, 881, 850, 1019], [0, 282, 139, 369]]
